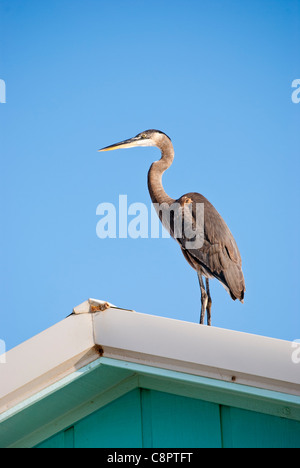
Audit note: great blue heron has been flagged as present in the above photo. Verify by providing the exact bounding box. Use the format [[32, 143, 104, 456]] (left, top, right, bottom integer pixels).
[[99, 129, 245, 325]]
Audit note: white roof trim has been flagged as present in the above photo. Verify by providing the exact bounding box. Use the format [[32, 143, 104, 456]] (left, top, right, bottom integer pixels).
[[0, 299, 299, 415], [92, 309, 300, 395]]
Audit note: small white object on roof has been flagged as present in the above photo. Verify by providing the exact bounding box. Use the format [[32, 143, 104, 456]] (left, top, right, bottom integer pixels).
[[72, 298, 134, 315], [72, 298, 116, 314]]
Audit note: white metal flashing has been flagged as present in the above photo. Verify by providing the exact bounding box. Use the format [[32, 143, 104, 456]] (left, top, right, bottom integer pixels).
[[0, 299, 299, 417]]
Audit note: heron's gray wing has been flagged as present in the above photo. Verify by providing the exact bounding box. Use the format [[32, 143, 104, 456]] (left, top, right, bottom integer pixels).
[[173, 193, 245, 301]]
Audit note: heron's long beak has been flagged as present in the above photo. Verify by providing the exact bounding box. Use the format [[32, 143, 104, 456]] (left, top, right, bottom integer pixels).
[[98, 136, 140, 152]]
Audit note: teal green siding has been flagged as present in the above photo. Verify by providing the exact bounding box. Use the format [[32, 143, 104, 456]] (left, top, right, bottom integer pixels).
[[221, 406, 300, 448], [37, 390, 142, 449], [141, 390, 222, 448], [36, 388, 300, 448], [37, 432, 65, 449], [74, 389, 143, 448]]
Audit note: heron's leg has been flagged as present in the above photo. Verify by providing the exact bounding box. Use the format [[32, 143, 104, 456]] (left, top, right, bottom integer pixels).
[[197, 272, 208, 325], [205, 278, 212, 326]]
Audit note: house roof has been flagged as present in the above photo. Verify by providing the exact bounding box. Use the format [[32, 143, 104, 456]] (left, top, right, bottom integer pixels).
[[0, 298, 300, 447]]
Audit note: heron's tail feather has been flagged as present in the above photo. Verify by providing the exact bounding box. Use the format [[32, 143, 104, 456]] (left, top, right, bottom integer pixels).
[[222, 265, 245, 302]]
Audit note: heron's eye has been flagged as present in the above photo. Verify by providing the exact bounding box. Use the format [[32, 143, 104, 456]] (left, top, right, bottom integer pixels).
[[141, 133, 147, 139]]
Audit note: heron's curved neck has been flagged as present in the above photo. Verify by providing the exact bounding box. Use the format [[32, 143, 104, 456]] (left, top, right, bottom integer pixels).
[[147, 138, 175, 206]]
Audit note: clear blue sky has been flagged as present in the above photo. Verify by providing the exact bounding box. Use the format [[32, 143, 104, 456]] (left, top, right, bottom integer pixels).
[[0, 0, 299, 351]]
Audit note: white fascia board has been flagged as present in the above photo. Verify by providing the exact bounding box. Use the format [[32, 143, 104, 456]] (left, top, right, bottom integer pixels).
[[0, 314, 96, 414], [93, 309, 300, 395]]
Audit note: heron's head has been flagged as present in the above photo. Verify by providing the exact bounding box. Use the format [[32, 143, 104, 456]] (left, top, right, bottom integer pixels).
[[98, 129, 171, 152]]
